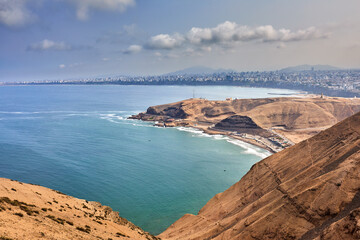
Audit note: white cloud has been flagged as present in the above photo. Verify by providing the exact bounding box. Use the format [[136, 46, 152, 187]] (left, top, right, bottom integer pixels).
[[59, 64, 66, 69], [28, 39, 72, 51], [146, 33, 185, 50], [0, 0, 35, 27], [187, 21, 327, 45], [123, 44, 142, 54], [138, 21, 328, 51], [68, 0, 135, 20]]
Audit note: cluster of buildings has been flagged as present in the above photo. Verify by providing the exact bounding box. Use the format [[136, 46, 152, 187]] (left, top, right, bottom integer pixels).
[[3, 69, 360, 97]]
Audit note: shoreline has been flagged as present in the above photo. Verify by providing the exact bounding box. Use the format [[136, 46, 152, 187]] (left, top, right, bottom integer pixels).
[[131, 116, 280, 154], [189, 124, 277, 154], [129, 95, 360, 156]]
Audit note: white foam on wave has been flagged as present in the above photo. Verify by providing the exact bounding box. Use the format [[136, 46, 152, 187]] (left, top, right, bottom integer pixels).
[[176, 126, 270, 159], [98, 114, 155, 128], [0, 110, 129, 115], [177, 127, 204, 134], [227, 139, 271, 158], [0, 111, 36, 114]]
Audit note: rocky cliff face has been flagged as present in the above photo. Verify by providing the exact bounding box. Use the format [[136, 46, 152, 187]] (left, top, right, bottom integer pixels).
[[0, 178, 159, 240], [133, 97, 360, 143], [214, 115, 261, 130], [159, 111, 360, 240], [214, 115, 271, 137]]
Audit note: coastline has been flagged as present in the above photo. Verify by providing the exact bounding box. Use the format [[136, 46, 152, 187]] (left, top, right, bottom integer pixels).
[[130, 116, 278, 155], [129, 95, 360, 155]]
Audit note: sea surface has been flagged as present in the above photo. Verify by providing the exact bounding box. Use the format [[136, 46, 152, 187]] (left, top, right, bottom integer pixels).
[[0, 85, 298, 234]]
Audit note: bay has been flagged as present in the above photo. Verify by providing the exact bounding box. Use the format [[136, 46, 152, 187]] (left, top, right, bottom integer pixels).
[[0, 85, 298, 234]]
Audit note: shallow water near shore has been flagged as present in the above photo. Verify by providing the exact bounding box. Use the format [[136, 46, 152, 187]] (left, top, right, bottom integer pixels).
[[0, 85, 298, 234]]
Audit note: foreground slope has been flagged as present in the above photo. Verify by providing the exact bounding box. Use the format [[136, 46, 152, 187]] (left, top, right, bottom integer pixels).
[[159, 111, 360, 239], [0, 178, 158, 240]]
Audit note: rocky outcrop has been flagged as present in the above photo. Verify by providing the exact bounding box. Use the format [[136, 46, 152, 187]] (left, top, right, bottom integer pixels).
[[0, 178, 159, 240], [214, 115, 271, 137], [159, 111, 360, 240], [215, 115, 261, 130], [147, 105, 189, 119]]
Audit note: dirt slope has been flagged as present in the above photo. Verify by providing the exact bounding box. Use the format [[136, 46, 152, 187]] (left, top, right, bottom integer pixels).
[[159, 111, 360, 240], [0, 178, 159, 240], [137, 97, 360, 143]]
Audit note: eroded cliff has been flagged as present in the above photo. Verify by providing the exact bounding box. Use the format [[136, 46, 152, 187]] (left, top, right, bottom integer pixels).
[[159, 111, 360, 240]]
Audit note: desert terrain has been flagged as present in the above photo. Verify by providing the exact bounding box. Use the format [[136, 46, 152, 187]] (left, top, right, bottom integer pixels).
[[131, 96, 360, 152], [159, 107, 360, 240], [0, 178, 159, 240]]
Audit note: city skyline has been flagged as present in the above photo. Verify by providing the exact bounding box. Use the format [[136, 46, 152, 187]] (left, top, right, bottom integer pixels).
[[1, 0, 360, 82]]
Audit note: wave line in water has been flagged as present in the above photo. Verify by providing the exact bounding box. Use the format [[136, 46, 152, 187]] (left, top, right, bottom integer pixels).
[[176, 126, 270, 158]]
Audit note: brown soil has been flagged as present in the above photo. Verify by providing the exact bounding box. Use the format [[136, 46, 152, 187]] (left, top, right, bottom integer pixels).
[[0, 178, 159, 240], [158, 110, 360, 240]]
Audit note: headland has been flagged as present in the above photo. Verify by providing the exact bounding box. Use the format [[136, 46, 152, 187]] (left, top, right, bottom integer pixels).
[[130, 96, 360, 153]]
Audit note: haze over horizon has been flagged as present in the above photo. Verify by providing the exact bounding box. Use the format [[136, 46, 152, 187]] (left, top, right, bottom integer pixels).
[[1, 0, 360, 82]]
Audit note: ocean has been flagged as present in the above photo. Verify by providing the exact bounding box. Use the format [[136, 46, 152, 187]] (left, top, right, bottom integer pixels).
[[0, 85, 298, 234]]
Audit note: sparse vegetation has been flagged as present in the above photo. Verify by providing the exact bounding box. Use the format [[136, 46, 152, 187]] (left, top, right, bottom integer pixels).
[[46, 215, 65, 225], [66, 220, 74, 226], [0, 236, 14, 240], [116, 232, 130, 238], [53, 190, 66, 195], [76, 226, 91, 234], [94, 220, 103, 224], [14, 212, 23, 217], [0, 205, 6, 211], [20, 205, 38, 215]]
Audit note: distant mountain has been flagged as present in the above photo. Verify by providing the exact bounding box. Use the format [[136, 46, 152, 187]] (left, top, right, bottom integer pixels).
[[280, 64, 341, 72], [165, 66, 234, 75]]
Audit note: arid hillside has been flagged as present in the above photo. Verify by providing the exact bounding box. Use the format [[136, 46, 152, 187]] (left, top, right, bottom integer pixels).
[[0, 178, 159, 240], [132, 96, 360, 143], [158, 110, 360, 240]]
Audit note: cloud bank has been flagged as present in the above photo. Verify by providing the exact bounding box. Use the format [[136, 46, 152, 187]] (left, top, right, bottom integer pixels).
[[27, 39, 72, 51], [0, 0, 135, 27], [137, 21, 328, 52], [0, 0, 34, 27], [69, 0, 135, 20], [123, 44, 142, 54]]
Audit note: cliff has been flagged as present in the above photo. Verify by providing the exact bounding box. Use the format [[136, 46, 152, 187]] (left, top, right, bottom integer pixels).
[[158, 110, 360, 239], [131, 96, 360, 144], [0, 178, 159, 240]]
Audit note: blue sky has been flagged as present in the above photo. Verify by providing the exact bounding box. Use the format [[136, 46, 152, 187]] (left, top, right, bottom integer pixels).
[[1, 0, 360, 82]]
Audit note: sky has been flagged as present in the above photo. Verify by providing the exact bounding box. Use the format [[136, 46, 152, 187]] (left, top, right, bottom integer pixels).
[[1, 0, 360, 82]]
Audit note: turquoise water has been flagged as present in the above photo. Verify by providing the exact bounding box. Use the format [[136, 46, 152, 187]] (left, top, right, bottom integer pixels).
[[0, 85, 298, 234]]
